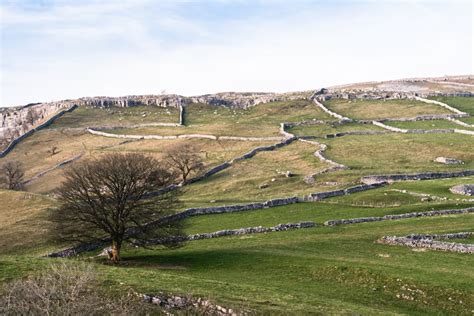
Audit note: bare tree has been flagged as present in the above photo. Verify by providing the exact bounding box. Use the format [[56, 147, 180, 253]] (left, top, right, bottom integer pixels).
[[166, 144, 204, 183], [48, 145, 59, 156], [25, 108, 39, 126], [0, 161, 25, 190], [50, 153, 185, 263]]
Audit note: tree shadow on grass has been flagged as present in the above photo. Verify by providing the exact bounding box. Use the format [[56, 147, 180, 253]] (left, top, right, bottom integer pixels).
[[117, 247, 282, 272]]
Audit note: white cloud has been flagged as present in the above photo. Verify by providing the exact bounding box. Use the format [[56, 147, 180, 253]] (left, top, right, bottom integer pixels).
[[0, 0, 472, 106]]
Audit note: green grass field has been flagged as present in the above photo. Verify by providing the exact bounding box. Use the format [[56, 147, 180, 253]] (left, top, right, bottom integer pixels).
[[323, 99, 452, 120], [1, 96, 473, 314], [428, 96, 474, 115], [49, 106, 181, 128], [288, 121, 385, 137], [104, 100, 332, 137], [385, 119, 474, 130]]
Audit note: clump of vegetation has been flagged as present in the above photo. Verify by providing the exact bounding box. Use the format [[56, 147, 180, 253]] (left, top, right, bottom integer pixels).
[[49, 153, 185, 263], [166, 143, 205, 183], [0, 262, 152, 315], [25, 108, 39, 126]]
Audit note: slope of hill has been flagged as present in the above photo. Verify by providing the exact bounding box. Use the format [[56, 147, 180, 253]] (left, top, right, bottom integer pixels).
[[0, 78, 473, 314]]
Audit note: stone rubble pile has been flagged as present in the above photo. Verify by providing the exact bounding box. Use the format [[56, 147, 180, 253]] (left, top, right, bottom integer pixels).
[[405, 232, 473, 240], [449, 184, 474, 196], [378, 232, 474, 254], [142, 293, 242, 315]]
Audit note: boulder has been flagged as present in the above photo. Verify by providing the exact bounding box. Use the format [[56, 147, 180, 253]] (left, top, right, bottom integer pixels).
[[303, 175, 315, 185], [434, 157, 463, 165]]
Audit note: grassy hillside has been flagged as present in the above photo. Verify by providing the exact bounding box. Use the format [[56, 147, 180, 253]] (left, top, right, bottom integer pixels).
[[0, 190, 56, 255], [385, 120, 474, 130], [0, 96, 473, 314], [324, 99, 452, 120], [106, 100, 332, 137], [50, 105, 180, 128]]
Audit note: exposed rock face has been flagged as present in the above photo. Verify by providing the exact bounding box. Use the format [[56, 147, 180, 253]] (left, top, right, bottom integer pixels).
[[0, 102, 70, 138], [434, 157, 464, 165], [0, 92, 306, 139], [450, 184, 474, 196]]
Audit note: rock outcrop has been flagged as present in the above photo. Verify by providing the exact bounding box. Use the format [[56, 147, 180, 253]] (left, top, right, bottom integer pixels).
[[434, 157, 464, 165]]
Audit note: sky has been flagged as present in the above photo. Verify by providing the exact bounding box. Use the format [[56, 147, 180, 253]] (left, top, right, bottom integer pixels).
[[0, 0, 472, 107]]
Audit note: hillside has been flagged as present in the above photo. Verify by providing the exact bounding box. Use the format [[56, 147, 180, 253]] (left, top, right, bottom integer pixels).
[[0, 79, 473, 314]]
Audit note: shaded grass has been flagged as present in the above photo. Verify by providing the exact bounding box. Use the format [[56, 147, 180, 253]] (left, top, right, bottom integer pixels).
[[95, 214, 474, 315]]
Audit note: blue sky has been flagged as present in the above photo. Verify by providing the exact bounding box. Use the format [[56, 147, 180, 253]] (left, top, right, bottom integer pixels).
[[1, 0, 472, 106]]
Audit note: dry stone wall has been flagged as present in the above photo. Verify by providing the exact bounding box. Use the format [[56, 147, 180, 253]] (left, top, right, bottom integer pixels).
[[371, 121, 474, 135], [46, 180, 395, 257], [305, 182, 387, 201], [413, 96, 467, 115], [324, 130, 387, 138], [313, 99, 352, 121], [141, 221, 316, 245], [361, 170, 474, 184], [22, 154, 83, 185], [447, 117, 474, 128], [298, 139, 348, 177], [374, 113, 470, 123], [324, 207, 474, 226], [87, 128, 285, 142]]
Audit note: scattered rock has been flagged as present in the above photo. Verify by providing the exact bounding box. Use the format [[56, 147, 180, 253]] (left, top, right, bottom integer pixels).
[[285, 171, 294, 177], [449, 184, 474, 196], [259, 183, 269, 189], [303, 175, 315, 185], [434, 157, 464, 165]]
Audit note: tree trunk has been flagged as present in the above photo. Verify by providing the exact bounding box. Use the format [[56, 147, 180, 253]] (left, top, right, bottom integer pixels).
[[110, 239, 122, 263]]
